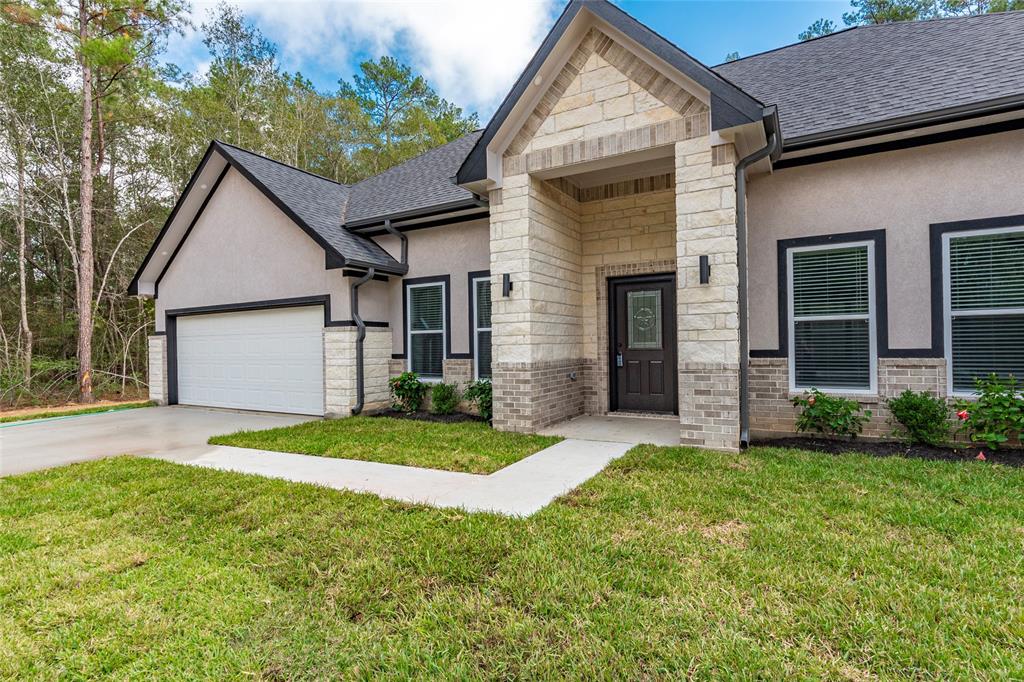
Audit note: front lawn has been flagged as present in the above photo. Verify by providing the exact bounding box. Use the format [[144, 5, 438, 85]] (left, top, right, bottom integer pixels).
[[209, 416, 561, 474], [2, 446, 1022, 678]]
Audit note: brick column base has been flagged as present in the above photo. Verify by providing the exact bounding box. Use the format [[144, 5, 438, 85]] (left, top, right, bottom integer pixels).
[[679, 362, 740, 451], [492, 359, 586, 433], [147, 335, 168, 405]]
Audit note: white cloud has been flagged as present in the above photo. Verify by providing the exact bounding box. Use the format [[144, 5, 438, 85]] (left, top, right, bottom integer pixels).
[[177, 0, 562, 118]]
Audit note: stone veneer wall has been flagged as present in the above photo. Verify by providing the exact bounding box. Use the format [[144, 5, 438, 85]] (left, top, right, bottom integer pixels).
[[489, 174, 586, 432], [675, 137, 742, 451], [324, 326, 392, 418], [749, 357, 948, 439], [147, 335, 168, 405], [578, 188, 677, 415]]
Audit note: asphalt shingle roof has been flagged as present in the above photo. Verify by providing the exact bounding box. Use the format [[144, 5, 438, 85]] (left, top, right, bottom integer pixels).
[[713, 11, 1024, 142], [345, 131, 484, 224], [214, 141, 401, 271]]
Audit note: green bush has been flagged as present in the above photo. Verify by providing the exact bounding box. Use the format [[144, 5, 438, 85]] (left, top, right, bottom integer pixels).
[[388, 372, 427, 413], [886, 390, 951, 446], [464, 379, 493, 421], [791, 389, 871, 438], [430, 382, 461, 415], [955, 373, 1024, 450]]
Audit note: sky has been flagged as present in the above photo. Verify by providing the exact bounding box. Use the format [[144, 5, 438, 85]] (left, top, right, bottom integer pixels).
[[164, 0, 851, 120]]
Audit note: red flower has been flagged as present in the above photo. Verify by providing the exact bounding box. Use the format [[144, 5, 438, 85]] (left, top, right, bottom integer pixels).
[[807, 396, 816, 406], [957, 409, 969, 421], [976, 452, 987, 461]]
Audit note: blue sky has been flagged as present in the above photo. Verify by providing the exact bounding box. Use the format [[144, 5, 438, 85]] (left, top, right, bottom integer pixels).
[[166, 1, 849, 119]]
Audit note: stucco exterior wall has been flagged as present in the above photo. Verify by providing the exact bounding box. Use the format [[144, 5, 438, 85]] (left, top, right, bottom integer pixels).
[[154, 168, 352, 330], [376, 218, 490, 358], [747, 128, 1024, 352]]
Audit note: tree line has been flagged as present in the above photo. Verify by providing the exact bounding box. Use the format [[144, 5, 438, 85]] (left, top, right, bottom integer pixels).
[[799, 0, 1022, 40], [0, 0, 477, 407]]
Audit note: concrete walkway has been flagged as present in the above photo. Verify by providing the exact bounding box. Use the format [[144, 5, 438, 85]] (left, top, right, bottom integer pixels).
[[155, 438, 634, 517], [539, 413, 680, 446]]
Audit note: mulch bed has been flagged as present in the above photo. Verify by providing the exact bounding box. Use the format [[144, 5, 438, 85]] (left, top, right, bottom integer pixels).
[[372, 409, 485, 424], [753, 437, 1024, 468]]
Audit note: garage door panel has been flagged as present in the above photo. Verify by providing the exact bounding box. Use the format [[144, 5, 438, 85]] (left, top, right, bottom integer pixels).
[[176, 306, 324, 415]]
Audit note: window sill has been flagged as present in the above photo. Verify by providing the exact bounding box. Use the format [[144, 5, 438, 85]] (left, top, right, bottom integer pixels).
[[788, 391, 880, 404]]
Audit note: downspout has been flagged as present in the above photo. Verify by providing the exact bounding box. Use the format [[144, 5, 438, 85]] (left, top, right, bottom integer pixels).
[[350, 219, 408, 416], [350, 267, 375, 416], [736, 128, 780, 448]]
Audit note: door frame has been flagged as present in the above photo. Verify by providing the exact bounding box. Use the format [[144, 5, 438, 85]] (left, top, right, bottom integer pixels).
[[607, 273, 678, 414]]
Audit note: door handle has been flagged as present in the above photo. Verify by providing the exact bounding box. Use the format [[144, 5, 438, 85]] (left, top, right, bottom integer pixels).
[[616, 352, 624, 368]]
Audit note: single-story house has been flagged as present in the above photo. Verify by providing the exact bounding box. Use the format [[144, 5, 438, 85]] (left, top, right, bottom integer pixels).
[[129, 1, 1024, 451]]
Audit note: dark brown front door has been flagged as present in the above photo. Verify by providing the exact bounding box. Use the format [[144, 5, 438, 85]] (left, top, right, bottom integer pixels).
[[610, 275, 677, 413]]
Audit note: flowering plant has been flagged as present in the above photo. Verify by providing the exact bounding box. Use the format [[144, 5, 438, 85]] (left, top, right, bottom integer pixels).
[[791, 389, 871, 438], [954, 374, 1024, 450]]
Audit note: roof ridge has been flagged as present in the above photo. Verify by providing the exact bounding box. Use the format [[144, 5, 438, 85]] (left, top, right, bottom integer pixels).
[[714, 9, 1024, 69], [213, 140, 348, 187]]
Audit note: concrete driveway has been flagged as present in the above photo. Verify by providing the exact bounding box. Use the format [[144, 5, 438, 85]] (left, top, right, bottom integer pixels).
[[0, 406, 313, 477]]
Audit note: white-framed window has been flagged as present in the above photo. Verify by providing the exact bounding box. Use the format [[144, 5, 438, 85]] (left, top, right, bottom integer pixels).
[[472, 276, 492, 380], [943, 225, 1024, 395], [407, 281, 446, 381], [787, 241, 877, 393]]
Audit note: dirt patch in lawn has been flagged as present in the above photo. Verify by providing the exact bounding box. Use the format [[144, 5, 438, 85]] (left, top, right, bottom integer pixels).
[[0, 399, 143, 419], [754, 437, 1024, 467], [372, 409, 485, 424]]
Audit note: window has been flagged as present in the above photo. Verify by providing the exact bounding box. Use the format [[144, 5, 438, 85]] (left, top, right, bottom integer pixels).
[[407, 282, 445, 380], [943, 226, 1024, 394], [627, 289, 662, 350], [788, 242, 876, 392], [473, 277, 492, 380]]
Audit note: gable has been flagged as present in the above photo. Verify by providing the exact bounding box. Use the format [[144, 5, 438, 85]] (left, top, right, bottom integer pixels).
[[155, 167, 350, 321], [508, 28, 709, 156]]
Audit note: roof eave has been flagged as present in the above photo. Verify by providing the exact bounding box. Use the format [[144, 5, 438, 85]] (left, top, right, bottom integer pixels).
[[783, 93, 1024, 153]]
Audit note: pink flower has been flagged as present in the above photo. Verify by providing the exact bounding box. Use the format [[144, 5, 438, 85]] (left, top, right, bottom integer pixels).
[[976, 452, 987, 461], [957, 409, 969, 421], [807, 396, 816, 406]]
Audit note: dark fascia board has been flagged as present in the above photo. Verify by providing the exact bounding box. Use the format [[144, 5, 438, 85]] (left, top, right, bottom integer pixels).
[[455, 0, 764, 185], [128, 143, 219, 295], [775, 117, 1024, 170], [358, 210, 490, 238], [345, 198, 487, 231], [153, 165, 230, 298], [782, 93, 1024, 154]]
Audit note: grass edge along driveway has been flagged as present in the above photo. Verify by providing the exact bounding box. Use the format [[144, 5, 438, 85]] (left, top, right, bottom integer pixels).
[[1, 445, 1022, 678], [209, 416, 562, 474]]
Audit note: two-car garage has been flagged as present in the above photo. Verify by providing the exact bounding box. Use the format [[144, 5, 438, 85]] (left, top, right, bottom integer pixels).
[[173, 305, 325, 416]]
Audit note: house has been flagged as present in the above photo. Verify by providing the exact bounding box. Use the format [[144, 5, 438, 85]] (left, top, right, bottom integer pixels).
[[129, 1, 1024, 451]]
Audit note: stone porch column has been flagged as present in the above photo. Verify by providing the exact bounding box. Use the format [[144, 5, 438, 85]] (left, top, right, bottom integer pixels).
[[675, 137, 741, 451], [324, 326, 392, 418], [147, 334, 168, 405], [489, 174, 585, 433]]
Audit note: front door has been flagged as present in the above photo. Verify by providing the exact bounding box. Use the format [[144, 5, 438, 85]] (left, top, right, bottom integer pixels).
[[610, 275, 677, 413]]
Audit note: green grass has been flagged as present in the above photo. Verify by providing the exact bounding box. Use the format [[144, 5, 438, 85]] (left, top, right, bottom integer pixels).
[[2, 447, 1023, 679], [209, 416, 562, 474], [0, 401, 153, 425]]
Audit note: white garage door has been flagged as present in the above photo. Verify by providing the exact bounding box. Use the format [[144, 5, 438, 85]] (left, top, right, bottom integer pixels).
[[176, 305, 324, 416]]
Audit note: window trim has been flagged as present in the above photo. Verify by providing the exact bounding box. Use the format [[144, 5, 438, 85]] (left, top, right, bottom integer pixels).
[[405, 279, 447, 382], [786, 239, 878, 394], [471, 275, 492, 380], [942, 224, 1024, 397]]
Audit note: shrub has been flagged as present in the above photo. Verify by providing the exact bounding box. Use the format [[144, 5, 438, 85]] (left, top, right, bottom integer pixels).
[[886, 390, 951, 446], [955, 373, 1024, 450], [430, 382, 461, 415], [388, 372, 427, 413], [464, 379, 493, 421], [791, 389, 871, 438]]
